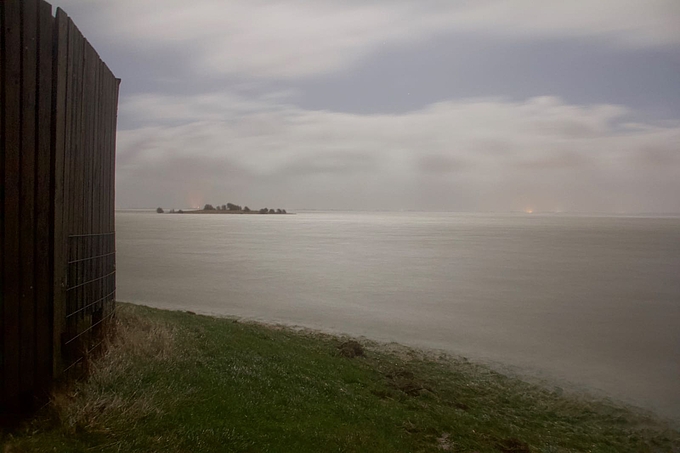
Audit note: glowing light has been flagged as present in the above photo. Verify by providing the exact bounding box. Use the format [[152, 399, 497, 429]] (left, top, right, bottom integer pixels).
[[524, 208, 534, 214], [188, 189, 203, 210]]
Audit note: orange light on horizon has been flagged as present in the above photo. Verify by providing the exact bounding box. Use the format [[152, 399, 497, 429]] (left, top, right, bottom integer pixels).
[[524, 208, 534, 214], [188, 189, 203, 210]]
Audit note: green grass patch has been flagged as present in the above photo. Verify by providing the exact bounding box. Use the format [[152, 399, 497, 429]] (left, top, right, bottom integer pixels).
[[2, 303, 679, 452]]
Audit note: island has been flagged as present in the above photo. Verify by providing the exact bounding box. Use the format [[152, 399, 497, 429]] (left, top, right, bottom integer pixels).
[[158, 203, 290, 214]]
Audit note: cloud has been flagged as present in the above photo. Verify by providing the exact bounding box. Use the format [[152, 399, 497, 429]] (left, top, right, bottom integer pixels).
[[278, 151, 378, 177], [115, 93, 680, 212], [56, 0, 680, 79], [417, 154, 469, 174]]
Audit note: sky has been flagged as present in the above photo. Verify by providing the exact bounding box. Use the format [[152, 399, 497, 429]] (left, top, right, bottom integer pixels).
[[52, 0, 680, 213]]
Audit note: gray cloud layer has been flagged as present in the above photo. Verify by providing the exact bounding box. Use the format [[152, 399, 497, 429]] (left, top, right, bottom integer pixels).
[[51, 0, 680, 212], [60, 0, 680, 78], [116, 94, 680, 212]]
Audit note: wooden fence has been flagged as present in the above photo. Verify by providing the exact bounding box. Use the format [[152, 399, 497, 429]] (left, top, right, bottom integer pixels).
[[1, 0, 120, 412]]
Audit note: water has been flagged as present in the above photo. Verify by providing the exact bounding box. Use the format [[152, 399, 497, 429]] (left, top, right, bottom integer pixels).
[[116, 211, 680, 420]]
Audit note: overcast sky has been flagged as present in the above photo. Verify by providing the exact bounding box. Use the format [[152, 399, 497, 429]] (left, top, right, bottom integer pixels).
[[53, 0, 680, 213]]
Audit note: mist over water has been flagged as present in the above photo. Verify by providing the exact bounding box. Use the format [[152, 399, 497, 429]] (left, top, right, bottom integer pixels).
[[116, 211, 680, 420]]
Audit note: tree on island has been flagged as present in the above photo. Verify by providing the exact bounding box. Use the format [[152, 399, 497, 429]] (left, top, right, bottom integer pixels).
[[259, 208, 268, 214], [276, 209, 283, 214], [243, 206, 250, 212], [156, 207, 164, 213], [268, 208, 276, 214], [203, 204, 216, 211], [227, 203, 241, 211]]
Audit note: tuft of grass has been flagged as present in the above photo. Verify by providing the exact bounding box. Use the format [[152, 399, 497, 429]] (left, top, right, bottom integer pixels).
[[2, 302, 679, 452], [49, 305, 177, 433]]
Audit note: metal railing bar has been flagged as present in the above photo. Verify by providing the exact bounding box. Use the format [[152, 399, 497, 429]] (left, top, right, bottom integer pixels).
[[64, 311, 115, 346], [66, 270, 116, 291], [62, 356, 83, 373], [66, 290, 116, 319], [62, 338, 107, 373], [67, 251, 116, 265], [68, 232, 115, 238]]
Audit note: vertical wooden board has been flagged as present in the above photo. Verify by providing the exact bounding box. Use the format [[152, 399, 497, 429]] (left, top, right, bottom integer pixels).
[[95, 61, 101, 243], [92, 57, 100, 238], [70, 22, 82, 239], [105, 76, 113, 313], [2, 0, 23, 409], [113, 77, 120, 310], [102, 66, 110, 314], [101, 68, 107, 234], [91, 50, 99, 322], [71, 23, 84, 346], [51, 8, 69, 377], [0, 0, 6, 405], [83, 42, 94, 239], [75, 30, 87, 357], [85, 42, 97, 347], [101, 73, 110, 314], [107, 74, 114, 313], [62, 17, 77, 360], [89, 58, 97, 326], [19, 0, 39, 398], [74, 26, 85, 237], [35, 0, 54, 387], [106, 72, 114, 316], [84, 42, 96, 343], [102, 72, 109, 230], [94, 62, 103, 312], [107, 71, 114, 315]]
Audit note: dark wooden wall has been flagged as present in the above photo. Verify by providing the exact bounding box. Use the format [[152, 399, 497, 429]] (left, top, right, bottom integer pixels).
[[1, 0, 120, 412]]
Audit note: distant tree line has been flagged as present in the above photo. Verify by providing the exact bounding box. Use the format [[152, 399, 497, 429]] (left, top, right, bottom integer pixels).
[[258, 207, 286, 214], [156, 203, 287, 214], [205, 203, 286, 213]]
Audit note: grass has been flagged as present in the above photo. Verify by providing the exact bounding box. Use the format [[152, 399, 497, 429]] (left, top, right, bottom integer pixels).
[[2, 302, 679, 452]]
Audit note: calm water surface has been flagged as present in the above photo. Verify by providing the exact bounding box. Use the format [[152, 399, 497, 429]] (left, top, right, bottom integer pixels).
[[116, 211, 680, 420]]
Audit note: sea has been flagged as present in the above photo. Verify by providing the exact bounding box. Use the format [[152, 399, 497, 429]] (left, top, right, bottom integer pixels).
[[116, 210, 680, 420]]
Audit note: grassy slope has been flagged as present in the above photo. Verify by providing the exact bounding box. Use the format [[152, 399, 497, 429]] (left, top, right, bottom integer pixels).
[[2, 303, 679, 453]]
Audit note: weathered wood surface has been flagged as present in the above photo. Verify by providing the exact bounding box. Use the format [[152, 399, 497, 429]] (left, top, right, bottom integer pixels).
[[0, 0, 119, 412]]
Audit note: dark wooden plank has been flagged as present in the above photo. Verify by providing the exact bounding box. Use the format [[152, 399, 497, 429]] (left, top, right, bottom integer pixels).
[[93, 57, 100, 239], [112, 77, 120, 312], [2, 0, 24, 410], [101, 72, 110, 317], [67, 23, 78, 361], [71, 22, 87, 361], [94, 60, 103, 317], [51, 8, 69, 377], [0, 0, 6, 406], [0, 1, 122, 400], [82, 40, 91, 346], [103, 72, 116, 316], [83, 42, 94, 238], [106, 71, 114, 318], [106, 68, 114, 318], [83, 41, 96, 348], [19, 0, 39, 399], [35, 0, 54, 390], [101, 63, 110, 319], [80, 42, 90, 347], [62, 17, 78, 366]]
